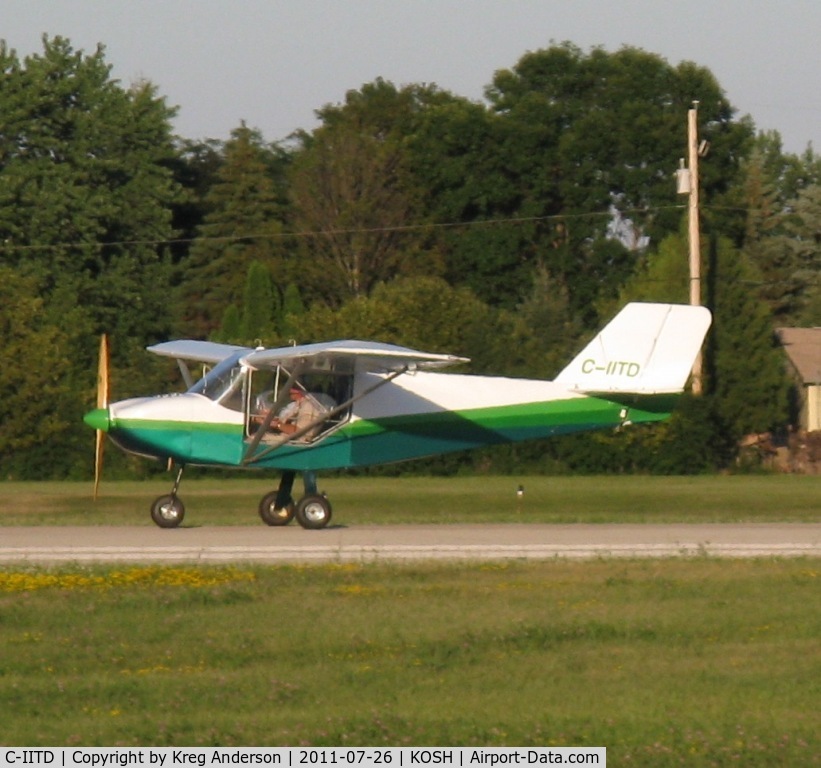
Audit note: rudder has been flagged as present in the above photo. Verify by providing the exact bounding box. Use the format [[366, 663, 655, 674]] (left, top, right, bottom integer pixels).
[[554, 303, 712, 395]]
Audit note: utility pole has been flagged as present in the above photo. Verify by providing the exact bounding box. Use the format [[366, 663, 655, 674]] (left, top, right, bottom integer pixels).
[[678, 101, 703, 394]]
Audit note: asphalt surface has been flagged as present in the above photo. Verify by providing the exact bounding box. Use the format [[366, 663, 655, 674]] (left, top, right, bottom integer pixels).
[[1, 523, 819, 564]]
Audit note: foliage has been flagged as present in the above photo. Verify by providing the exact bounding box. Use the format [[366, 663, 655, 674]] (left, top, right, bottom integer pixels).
[[296, 275, 493, 356], [705, 236, 790, 439], [739, 137, 821, 322], [0, 269, 77, 478], [480, 43, 751, 320], [0, 35, 817, 478], [0, 36, 182, 477], [179, 123, 290, 337], [288, 80, 443, 307]]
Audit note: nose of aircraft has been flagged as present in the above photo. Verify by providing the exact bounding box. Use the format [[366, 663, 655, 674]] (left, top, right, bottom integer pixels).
[[84, 407, 111, 432]]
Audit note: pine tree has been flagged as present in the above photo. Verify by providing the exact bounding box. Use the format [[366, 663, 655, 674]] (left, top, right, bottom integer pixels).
[[181, 123, 288, 337], [240, 261, 279, 345]]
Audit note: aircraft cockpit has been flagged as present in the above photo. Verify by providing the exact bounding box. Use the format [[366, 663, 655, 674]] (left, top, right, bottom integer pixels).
[[246, 363, 353, 443]]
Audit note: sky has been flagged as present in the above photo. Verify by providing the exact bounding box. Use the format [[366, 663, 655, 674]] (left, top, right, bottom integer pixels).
[[3, 0, 820, 155]]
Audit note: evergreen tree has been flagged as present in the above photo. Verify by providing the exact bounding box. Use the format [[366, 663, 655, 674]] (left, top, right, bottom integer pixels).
[[280, 283, 306, 341], [739, 137, 821, 323], [215, 304, 242, 344], [240, 260, 279, 344], [706, 236, 789, 439], [181, 123, 289, 337], [780, 183, 821, 325]]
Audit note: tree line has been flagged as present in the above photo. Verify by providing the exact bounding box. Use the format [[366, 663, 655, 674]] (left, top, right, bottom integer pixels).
[[1, 36, 819, 479]]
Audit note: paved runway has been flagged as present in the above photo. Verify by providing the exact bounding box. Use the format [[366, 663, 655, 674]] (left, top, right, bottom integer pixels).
[[1, 523, 819, 564]]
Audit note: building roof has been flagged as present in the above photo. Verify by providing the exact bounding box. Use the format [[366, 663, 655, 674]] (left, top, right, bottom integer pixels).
[[776, 327, 821, 384]]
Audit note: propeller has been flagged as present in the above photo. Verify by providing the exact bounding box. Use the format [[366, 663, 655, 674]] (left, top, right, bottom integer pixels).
[[93, 334, 110, 500]]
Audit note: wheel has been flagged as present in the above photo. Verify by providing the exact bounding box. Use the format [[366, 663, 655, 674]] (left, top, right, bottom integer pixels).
[[150, 494, 185, 528], [295, 494, 332, 530], [258, 491, 295, 526]]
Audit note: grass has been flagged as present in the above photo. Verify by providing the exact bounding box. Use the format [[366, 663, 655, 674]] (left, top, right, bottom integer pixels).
[[0, 558, 818, 764], [1, 476, 818, 761], [0, 474, 819, 526]]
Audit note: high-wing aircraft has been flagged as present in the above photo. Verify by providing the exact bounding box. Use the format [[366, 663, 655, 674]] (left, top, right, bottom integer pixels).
[[84, 302, 711, 529]]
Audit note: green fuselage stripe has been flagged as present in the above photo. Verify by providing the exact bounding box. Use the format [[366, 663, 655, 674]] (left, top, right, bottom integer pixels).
[[109, 394, 675, 471]]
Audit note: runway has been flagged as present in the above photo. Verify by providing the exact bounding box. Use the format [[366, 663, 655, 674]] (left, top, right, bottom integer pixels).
[[1, 523, 819, 564]]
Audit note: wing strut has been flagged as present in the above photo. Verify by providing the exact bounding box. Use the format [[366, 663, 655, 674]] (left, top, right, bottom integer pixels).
[[242, 366, 410, 466]]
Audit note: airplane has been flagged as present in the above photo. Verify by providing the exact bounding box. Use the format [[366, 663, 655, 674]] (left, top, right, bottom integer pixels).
[[84, 302, 711, 530]]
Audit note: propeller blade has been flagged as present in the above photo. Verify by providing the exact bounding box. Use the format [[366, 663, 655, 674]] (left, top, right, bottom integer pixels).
[[97, 334, 109, 409], [93, 334, 110, 500]]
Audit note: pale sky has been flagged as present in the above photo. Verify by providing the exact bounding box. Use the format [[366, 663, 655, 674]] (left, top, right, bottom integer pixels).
[[3, 0, 820, 154]]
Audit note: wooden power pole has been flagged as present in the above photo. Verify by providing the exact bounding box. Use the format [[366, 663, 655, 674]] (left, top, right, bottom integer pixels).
[[684, 102, 703, 394]]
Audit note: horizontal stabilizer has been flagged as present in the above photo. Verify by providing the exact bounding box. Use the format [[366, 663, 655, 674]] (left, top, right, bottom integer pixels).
[[554, 303, 711, 395]]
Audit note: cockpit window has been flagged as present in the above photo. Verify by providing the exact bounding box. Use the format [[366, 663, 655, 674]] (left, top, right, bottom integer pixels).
[[188, 351, 247, 411], [246, 365, 353, 442]]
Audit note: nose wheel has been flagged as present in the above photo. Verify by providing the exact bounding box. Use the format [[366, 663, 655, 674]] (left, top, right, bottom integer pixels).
[[150, 465, 186, 528], [150, 494, 185, 528]]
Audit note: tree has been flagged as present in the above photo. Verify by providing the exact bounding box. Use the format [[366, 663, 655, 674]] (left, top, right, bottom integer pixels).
[[479, 44, 751, 321], [0, 36, 184, 477], [288, 80, 443, 307], [780, 182, 821, 325], [0, 37, 181, 348], [295, 276, 493, 359], [0, 268, 78, 478], [280, 283, 306, 340], [620, 229, 788, 441], [181, 123, 290, 337], [705, 236, 789, 439], [738, 136, 821, 323]]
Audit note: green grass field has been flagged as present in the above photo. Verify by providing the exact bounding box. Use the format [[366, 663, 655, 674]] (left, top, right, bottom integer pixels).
[[0, 474, 819, 526], [0, 558, 818, 763], [0, 476, 819, 762]]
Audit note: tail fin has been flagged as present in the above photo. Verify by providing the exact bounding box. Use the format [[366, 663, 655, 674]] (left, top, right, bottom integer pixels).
[[554, 303, 711, 394]]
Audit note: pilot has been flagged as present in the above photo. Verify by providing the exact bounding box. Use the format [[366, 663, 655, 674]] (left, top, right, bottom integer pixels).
[[269, 386, 324, 437]]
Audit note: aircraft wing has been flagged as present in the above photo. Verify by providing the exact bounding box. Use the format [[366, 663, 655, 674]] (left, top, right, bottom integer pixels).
[[242, 340, 469, 373], [147, 340, 254, 364]]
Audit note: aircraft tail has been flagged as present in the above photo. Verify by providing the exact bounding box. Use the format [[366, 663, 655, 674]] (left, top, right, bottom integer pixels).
[[554, 303, 712, 395]]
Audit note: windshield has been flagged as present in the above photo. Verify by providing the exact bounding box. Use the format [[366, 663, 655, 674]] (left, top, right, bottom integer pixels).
[[188, 351, 247, 410]]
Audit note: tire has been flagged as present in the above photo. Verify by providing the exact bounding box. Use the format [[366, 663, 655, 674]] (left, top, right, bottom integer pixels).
[[258, 491, 295, 526], [150, 494, 185, 529], [295, 494, 332, 530]]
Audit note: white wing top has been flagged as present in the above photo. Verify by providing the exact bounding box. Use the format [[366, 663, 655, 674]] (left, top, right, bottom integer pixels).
[[243, 340, 469, 373], [147, 338, 469, 374], [147, 340, 253, 364]]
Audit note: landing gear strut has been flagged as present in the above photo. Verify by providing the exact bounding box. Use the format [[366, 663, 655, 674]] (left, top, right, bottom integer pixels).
[[149, 466, 332, 529]]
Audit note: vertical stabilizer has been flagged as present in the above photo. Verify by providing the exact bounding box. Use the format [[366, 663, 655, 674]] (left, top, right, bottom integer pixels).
[[554, 303, 711, 394]]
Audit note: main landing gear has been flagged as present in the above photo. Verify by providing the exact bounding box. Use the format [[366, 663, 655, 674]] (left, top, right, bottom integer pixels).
[[149, 466, 332, 530], [258, 470, 332, 530]]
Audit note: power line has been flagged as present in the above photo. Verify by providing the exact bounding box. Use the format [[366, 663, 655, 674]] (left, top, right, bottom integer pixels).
[[0, 204, 690, 254]]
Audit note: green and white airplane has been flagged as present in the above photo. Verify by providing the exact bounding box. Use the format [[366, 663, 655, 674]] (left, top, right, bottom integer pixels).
[[84, 302, 711, 529]]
